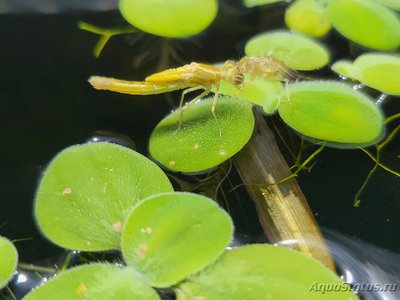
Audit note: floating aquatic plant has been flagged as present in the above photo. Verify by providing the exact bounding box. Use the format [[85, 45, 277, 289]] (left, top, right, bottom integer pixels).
[[285, 0, 331, 37], [149, 96, 254, 173], [119, 0, 218, 38], [327, 0, 400, 50], [0, 236, 18, 289], [332, 53, 400, 96], [121, 192, 233, 287], [244, 30, 331, 70], [176, 244, 358, 300], [276, 81, 385, 147], [34, 142, 173, 251]]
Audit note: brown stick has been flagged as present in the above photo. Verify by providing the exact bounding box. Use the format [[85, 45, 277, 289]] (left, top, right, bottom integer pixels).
[[233, 110, 335, 271]]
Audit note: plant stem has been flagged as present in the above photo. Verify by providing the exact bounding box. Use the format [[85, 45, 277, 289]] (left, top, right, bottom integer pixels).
[[233, 110, 335, 271]]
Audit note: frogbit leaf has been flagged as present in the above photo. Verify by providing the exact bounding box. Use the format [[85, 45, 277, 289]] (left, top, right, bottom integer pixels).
[[22, 263, 160, 300], [0, 236, 18, 288], [330, 60, 357, 80], [149, 96, 254, 173], [176, 244, 358, 300], [121, 192, 233, 287], [34, 142, 173, 251]]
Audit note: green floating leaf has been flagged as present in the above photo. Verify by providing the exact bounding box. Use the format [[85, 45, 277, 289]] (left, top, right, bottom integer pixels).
[[0, 236, 18, 288], [176, 244, 358, 300], [285, 0, 332, 37], [243, 0, 285, 8], [327, 0, 400, 50], [330, 60, 357, 79], [23, 263, 160, 300], [149, 96, 254, 173], [353, 53, 400, 95], [277, 81, 384, 147], [35, 142, 173, 251], [245, 30, 330, 70], [119, 0, 218, 38], [373, 0, 400, 10], [121, 192, 233, 287]]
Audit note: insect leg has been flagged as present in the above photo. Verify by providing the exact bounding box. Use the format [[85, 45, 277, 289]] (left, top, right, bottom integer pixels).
[[176, 86, 208, 131]]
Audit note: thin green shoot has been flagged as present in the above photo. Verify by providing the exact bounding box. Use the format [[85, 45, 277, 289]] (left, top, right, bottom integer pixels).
[[78, 21, 137, 57], [355, 115, 400, 206], [268, 144, 325, 186]]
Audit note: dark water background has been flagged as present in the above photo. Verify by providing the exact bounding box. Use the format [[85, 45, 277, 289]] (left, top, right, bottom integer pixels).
[[0, 0, 399, 274]]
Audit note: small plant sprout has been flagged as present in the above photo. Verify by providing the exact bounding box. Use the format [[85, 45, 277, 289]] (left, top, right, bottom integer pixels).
[[0, 236, 18, 289]]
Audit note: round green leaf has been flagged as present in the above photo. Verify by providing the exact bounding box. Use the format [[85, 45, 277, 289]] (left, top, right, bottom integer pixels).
[[277, 81, 384, 147], [285, 0, 332, 37], [245, 30, 330, 70], [353, 53, 400, 95], [0, 236, 18, 288], [327, 0, 400, 50], [149, 96, 254, 173], [176, 244, 358, 300], [243, 0, 285, 8], [119, 0, 218, 38], [330, 60, 357, 80], [35, 142, 173, 251], [23, 263, 160, 300], [121, 192, 233, 287]]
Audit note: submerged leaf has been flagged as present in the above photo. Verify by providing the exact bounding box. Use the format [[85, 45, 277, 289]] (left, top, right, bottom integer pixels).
[[23, 264, 160, 300], [119, 0, 218, 38], [0, 236, 18, 288], [121, 192, 233, 287], [277, 81, 384, 147], [327, 0, 400, 50], [149, 96, 254, 173], [245, 30, 330, 70], [176, 244, 358, 300], [35, 142, 173, 251]]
